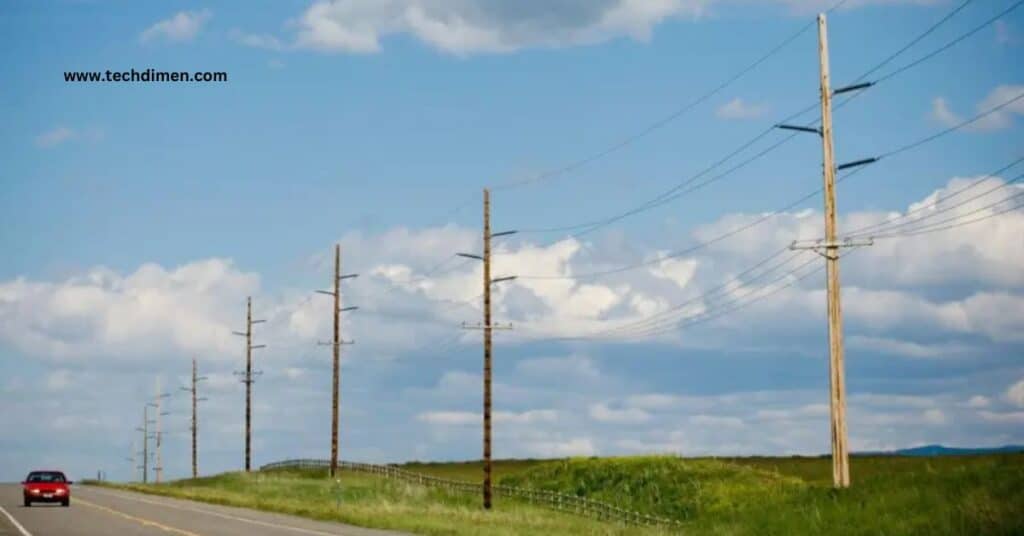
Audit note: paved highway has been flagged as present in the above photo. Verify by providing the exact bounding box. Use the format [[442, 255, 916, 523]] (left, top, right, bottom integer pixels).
[[0, 483, 403, 536]]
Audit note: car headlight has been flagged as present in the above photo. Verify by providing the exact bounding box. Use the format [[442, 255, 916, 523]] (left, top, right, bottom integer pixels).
[[55, 489, 66, 494], [29, 489, 41, 494]]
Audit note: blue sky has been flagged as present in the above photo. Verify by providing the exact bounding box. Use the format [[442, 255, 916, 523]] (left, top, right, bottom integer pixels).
[[1, 0, 1023, 483]]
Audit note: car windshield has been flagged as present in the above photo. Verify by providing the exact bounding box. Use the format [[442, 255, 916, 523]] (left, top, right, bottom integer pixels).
[[26, 472, 66, 483]]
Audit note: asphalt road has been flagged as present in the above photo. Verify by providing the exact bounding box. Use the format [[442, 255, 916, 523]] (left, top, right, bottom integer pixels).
[[0, 483, 404, 536]]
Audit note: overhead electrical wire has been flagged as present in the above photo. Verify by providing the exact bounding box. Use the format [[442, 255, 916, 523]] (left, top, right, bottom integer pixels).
[[514, 88, 1024, 281], [515, 0, 1000, 238], [843, 156, 1024, 238], [488, 0, 853, 192]]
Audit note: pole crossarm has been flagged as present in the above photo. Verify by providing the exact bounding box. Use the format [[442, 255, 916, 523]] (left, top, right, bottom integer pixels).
[[833, 81, 873, 95], [461, 322, 514, 331], [836, 157, 878, 170], [457, 253, 484, 260], [776, 124, 822, 135]]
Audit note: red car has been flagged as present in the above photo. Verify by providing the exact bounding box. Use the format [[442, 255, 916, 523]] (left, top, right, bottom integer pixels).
[[22, 470, 72, 507]]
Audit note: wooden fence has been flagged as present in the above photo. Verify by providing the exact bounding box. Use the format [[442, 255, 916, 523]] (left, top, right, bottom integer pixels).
[[260, 458, 682, 530]]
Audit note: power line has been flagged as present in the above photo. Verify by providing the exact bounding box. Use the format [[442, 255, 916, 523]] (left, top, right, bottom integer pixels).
[[874, 0, 1024, 85], [515, 0, 996, 238], [870, 185, 1024, 239], [515, 87, 1024, 281], [844, 157, 1024, 238], [489, 4, 841, 191], [573, 248, 807, 340]]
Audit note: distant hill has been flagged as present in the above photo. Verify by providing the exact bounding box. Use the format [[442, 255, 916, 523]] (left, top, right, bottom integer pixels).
[[890, 444, 1024, 456]]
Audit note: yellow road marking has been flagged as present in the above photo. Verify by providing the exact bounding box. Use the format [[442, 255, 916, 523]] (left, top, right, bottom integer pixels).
[[75, 498, 203, 536]]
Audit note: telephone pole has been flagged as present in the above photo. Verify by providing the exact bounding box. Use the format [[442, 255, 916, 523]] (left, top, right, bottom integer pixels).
[[153, 380, 170, 484], [457, 188, 516, 510], [233, 297, 265, 472], [779, 14, 873, 488], [181, 358, 208, 479], [136, 405, 155, 483], [315, 244, 358, 478]]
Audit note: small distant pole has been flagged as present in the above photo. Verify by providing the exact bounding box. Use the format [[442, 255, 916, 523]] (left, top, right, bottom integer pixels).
[[182, 358, 208, 479]]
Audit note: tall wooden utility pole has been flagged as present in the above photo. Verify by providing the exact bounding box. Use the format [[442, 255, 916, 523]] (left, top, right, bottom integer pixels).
[[316, 244, 358, 478], [482, 189, 494, 510], [457, 188, 516, 510], [782, 14, 873, 488], [182, 358, 207, 479], [816, 14, 851, 489], [234, 297, 265, 472]]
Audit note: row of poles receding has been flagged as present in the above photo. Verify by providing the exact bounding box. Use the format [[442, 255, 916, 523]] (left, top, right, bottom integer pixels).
[[129, 12, 863, 500]]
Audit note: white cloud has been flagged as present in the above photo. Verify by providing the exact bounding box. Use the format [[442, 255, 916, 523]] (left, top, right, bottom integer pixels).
[[35, 126, 75, 148], [922, 408, 946, 425], [716, 98, 767, 120], [516, 355, 600, 380], [848, 335, 972, 359], [965, 395, 990, 409], [0, 259, 258, 363], [1006, 378, 1024, 408], [931, 85, 1024, 131], [230, 30, 286, 51], [417, 411, 477, 425], [929, 97, 961, 127], [141, 10, 212, 43], [291, 0, 706, 55], [589, 403, 651, 423], [46, 369, 72, 392], [522, 437, 596, 457], [978, 410, 1024, 424], [690, 414, 744, 428], [417, 409, 558, 426]]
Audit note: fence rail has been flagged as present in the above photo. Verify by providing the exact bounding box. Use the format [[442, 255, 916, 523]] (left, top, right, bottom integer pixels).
[[260, 458, 682, 530]]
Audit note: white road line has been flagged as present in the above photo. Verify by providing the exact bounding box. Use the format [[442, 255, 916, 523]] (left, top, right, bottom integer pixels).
[[0, 505, 32, 536], [82, 487, 352, 536]]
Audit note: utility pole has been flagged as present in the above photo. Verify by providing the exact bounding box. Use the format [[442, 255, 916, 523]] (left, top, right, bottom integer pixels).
[[234, 297, 265, 472], [316, 244, 358, 478], [153, 379, 170, 484], [136, 405, 155, 483], [181, 358, 208, 479], [126, 440, 136, 482], [779, 14, 873, 488], [457, 188, 516, 510]]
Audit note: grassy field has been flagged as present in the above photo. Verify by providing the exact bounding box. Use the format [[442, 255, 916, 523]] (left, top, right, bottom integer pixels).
[[98, 454, 1024, 535], [96, 468, 663, 536]]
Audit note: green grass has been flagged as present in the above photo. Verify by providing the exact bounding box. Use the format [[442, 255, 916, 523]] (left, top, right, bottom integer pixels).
[[398, 459, 548, 482], [95, 467, 664, 535], [96, 454, 1024, 535], [500, 454, 1024, 535]]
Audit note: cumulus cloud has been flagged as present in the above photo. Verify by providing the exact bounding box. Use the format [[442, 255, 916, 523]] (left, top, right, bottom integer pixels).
[[0, 259, 258, 363], [141, 9, 212, 43], [1006, 378, 1024, 408], [716, 98, 768, 119], [931, 85, 1024, 131], [288, 0, 705, 55], [965, 395, 990, 409], [589, 403, 652, 423], [417, 409, 558, 425]]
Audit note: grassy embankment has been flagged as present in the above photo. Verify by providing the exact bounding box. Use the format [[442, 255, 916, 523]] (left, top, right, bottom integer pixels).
[[96, 454, 1024, 535]]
